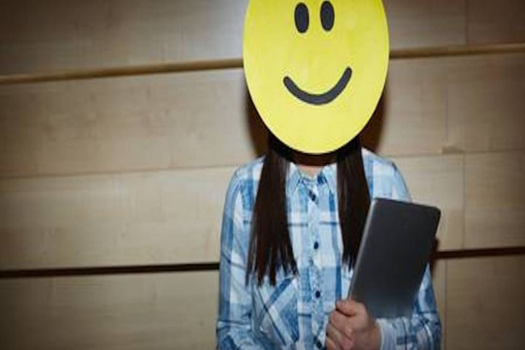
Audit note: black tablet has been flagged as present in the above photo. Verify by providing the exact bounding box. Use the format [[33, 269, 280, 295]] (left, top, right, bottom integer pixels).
[[347, 198, 441, 319]]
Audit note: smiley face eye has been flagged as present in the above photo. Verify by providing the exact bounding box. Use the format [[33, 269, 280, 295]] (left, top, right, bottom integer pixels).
[[320, 1, 335, 31], [295, 3, 309, 34]]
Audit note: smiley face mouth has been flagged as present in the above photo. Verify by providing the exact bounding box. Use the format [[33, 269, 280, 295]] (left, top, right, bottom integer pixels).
[[283, 67, 353, 105]]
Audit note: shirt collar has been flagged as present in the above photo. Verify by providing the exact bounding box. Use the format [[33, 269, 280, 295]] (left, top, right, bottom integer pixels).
[[286, 161, 337, 196]]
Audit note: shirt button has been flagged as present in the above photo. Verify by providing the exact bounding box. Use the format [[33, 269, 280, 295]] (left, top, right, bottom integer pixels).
[[308, 191, 317, 202], [315, 339, 323, 349], [315, 290, 321, 299], [313, 241, 319, 250]]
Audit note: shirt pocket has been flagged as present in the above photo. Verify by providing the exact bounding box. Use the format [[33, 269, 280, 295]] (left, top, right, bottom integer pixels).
[[253, 274, 299, 347]]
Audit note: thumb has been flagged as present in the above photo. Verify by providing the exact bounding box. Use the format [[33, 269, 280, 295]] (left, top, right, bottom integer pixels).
[[336, 299, 360, 316]]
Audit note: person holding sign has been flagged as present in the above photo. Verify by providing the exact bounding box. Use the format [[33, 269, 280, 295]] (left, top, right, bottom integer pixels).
[[217, 0, 441, 349]]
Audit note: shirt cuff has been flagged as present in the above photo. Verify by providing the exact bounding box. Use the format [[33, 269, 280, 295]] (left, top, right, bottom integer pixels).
[[377, 319, 396, 350]]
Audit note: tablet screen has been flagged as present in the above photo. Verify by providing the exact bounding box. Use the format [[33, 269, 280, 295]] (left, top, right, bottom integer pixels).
[[348, 198, 440, 318]]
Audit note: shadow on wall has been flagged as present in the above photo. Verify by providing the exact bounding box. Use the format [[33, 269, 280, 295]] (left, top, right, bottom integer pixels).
[[360, 82, 387, 153], [243, 83, 268, 157]]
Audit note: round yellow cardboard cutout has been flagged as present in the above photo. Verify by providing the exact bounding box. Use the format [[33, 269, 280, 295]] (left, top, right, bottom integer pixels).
[[243, 0, 389, 154]]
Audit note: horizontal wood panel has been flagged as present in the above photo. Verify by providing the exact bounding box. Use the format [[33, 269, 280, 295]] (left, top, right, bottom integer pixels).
[[465, 151, 525, 248], [0, 0, 469, 75], [0, 0, 246, 75], [446, 255, 525, 350], [446, 53, 525, 152], [0, 271, 219, 350], [384, 0, 467, 49], [2, 150, 523, 270], [2, 251, 522, 350], [0, 154, 461, 269], [0, 167, 233, 270], [362, 58, 447, 156], [467, 0, 525, 44], [2, 52, 523, 178], [0, 57, 449, 177], [394, 155, 464, 250], [0, 69, 266, 176], [0, 263, 449, 350]]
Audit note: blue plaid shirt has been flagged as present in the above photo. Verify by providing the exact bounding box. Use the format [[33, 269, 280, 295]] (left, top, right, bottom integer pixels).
[[217, 149, 441, 350]]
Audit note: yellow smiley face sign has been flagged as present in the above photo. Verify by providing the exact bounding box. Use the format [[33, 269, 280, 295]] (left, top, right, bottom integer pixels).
[[243, 0, 389, 154]]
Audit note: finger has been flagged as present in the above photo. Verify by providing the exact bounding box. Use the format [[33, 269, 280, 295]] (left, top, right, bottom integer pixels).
[[326, 323, 342, 350], [341, 335, 355, 350], [325, 335, 340, 350], [336, 299, 360, 316], [329, 310, 348, 331], [351, 300, 367, 315], [329, 311, 355, 340], [341, 301, 375, 333], [341, 299, 369, 317], [327, 323, 354, 350]]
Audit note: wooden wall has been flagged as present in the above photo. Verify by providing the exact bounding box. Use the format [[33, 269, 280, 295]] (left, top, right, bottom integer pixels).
[[0, 0, 524, 349]]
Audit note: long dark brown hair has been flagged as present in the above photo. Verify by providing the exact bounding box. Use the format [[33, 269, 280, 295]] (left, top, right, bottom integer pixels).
[[247, 135, 370, 286]]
